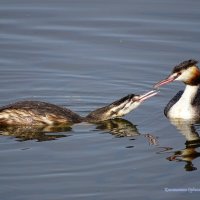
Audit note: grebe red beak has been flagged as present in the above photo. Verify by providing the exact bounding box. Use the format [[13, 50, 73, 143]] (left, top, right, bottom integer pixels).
[[154, 74, 178, 88], [134, 90, 159, 102]]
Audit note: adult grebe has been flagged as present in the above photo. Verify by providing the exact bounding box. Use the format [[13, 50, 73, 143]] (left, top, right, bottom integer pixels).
[[154, 59, 200, 119], [0, 90, 157, 126]]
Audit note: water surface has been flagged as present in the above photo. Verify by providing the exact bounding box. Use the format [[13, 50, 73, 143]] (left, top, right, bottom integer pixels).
[[0, 0, 200, 199]]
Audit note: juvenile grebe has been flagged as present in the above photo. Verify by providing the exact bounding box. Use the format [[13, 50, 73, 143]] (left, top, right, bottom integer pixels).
[[154, 59, 200, 119], [0, 90, 157, 126]]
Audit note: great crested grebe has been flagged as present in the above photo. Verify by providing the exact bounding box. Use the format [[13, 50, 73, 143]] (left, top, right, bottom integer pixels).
[[0, 90, 157, 126], [154, 59, 200, 120]]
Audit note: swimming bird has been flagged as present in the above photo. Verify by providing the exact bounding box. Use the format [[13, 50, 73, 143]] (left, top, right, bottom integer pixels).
[[154, 59, 200, 120], [0, 90, 157, 126]]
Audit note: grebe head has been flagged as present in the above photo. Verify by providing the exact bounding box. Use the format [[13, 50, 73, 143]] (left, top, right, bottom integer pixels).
[[108, 90, 159, 116], [154, 59, 200, 88], [85, 90, 158, 122], [112, 90, 159, 113]]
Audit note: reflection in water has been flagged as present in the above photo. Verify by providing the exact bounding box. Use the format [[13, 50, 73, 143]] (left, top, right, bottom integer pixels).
[[164, 119, 200, 171], [96, 118, 158, 145], [0, 118, 158, 145], [96, 118, 139, 137], [0, 125, 72, 142]]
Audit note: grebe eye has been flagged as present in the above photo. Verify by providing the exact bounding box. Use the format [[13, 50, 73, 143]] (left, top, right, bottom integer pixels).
[[177, 72, 182, 76]]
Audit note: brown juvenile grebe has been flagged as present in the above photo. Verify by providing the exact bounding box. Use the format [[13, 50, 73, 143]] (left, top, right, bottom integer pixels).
[[0, 90, 158, 126], [154, 59, 200, 120]]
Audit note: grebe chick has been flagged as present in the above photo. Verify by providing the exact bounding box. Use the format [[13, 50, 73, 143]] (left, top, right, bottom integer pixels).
[[0, 90, 158, 126], [154, 59, 200, 120]]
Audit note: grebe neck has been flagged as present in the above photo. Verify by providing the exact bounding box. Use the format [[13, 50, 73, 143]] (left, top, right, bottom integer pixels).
[[183, 84, 199, 104], [167, 84, 200, 119]]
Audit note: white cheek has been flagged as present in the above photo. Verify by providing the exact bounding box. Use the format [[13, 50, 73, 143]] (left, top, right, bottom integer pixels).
[[129, 102, 141, 111], [117, 101, 141, 116], [176, 71, 192, 81]]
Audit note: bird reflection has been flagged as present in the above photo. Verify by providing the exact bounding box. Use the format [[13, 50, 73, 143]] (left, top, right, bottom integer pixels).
[[96, 118, 158, 145], [166, 119, 200, 171], [95, 118, 139, 137], [0, 125, 72, 142], [0, 118, 158, 145]]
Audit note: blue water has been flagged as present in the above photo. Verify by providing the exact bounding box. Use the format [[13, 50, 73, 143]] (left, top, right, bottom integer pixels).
[[0, 0, 200, 199]]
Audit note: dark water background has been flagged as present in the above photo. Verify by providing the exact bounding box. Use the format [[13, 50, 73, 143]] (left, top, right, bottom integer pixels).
[[0, 0, 200, 199]]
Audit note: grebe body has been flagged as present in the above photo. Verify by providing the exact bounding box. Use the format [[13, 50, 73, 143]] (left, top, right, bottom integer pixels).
[[155, 59, 200, 120], [0, 90, 157, 126], [0, 101, 83, 126]]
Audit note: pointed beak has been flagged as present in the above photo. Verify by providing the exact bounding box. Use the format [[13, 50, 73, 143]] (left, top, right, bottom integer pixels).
[[154, 74, 178, 89], [135, 90, 159, 103]]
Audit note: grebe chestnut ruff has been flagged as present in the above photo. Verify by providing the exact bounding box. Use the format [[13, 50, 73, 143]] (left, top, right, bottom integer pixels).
[[0, 90, 158, 126], [154, 59, 200, 120]]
